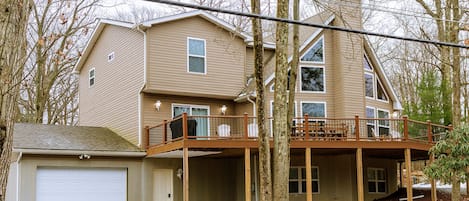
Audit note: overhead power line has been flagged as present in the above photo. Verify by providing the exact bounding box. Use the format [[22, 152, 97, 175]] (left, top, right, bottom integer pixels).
[[145, 0, 469, 49]]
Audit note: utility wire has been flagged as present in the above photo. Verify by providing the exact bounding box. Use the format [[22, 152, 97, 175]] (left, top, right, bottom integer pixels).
[[145, 0, 469, 49]]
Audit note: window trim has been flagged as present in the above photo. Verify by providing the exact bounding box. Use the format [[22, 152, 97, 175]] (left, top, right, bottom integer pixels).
[[299, 66, 326, 93], [88, 68, 95, 88], [187, 37, 207, 75], [367, 168, 386, 194], [300, 101, 327, 119], [289, 166, 320, 194], [300, 36, 325, 64]]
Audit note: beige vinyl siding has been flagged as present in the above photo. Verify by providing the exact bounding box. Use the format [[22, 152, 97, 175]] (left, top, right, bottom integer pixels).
[[78, 25, 144, 145], [146, 16, 246, 99]]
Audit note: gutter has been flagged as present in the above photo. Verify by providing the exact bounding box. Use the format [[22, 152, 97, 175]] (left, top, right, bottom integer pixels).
[[13, 148, 147, 157]]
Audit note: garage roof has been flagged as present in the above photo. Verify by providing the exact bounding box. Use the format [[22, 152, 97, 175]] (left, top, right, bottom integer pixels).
[[13, 123, 142, 152]]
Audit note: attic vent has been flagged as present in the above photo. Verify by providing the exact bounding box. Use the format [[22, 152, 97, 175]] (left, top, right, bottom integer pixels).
[[108, 52, 115, 62]]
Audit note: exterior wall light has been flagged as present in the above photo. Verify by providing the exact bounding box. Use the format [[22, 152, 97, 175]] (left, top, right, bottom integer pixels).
[[221, 105, 227, 115], [155, 100, 161, 111]]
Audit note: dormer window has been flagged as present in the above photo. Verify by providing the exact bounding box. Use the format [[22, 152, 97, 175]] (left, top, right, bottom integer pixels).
[[301, 37, 324, 63], [187, 38, 206, 74], [89, 68, 95, 87]]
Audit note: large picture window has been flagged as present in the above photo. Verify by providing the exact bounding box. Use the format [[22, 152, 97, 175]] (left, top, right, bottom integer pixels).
[[301, 37, 324, 63], [368, 168, 386, 193], [289, 167, 319, 194], [301, 67, 325, 92], [301, 102, 326, 119], [187, 38, 206, 74]]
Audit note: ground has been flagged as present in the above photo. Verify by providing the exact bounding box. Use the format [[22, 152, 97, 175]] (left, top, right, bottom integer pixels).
[[375, 188, 469, 201]]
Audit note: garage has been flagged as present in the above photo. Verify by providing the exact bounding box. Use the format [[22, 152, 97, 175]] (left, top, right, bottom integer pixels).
[[36, 167, 127, 201]]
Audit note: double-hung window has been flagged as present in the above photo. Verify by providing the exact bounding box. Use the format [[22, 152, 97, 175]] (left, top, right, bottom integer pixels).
[[367, 168, 386, 193], [187, 38, 206, 74], [289, 167, 319, 194], [377, 109, 390, 136]]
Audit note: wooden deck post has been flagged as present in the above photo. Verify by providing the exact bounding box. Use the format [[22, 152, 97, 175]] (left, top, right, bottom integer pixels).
[[403, 116, 409, 141], [304, 114, 309, 140], [426, 120, 432, 143], [429, 154, 437, 201], [355, 116, 360, 141], [356, 148, 364, 201], [163, 120, 168, 144], [306, 148, 312, 201], [405, 148, 413, 201], [144, 126, 150, 149], [244, 113, 249, 139], [245, 148, 251, 201], [183, 113, 188, 140], [183, 147, 189, 201]]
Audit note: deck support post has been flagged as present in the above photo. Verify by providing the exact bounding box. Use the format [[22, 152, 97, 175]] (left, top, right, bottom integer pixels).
[[306, 148, 312, 201], [245, 148, 251, 201], [183, 147, 189, 201], [429, 154, 437, 201], [405, 148, 413, 201], [356, 148, 364, 201]]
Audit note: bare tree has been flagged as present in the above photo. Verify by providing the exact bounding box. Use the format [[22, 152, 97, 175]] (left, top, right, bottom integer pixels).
[[0, 0, 30, 200], [19, 0, 99, 125], [272, 0, 290, 200]]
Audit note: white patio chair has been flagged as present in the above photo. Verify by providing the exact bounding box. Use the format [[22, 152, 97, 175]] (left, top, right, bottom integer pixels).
[[217, 124, 231, 137]]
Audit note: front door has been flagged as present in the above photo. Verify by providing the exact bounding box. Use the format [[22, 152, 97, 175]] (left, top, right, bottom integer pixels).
[[153, 169, 173, 201]]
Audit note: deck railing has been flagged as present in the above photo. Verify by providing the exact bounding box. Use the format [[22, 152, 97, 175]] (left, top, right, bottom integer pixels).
[[145, 113, 451, 148]]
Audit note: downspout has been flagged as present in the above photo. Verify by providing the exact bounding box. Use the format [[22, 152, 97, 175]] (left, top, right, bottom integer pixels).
[[135, 24, 148, 147], [16, 152, 22, 201], [247, 94, 256, 116]]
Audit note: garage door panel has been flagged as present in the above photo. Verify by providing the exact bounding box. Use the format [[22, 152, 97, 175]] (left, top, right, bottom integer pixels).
[[36, 167, 127, 201]]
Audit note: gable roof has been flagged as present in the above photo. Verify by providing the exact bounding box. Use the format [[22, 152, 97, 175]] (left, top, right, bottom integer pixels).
[[74, 11, 254, 73], [13, 123, 144, 156]]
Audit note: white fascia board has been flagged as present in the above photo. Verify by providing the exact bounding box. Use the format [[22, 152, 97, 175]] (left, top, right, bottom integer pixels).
[[13, 148, 146, 157], [264, 15, 335, 86], [364, 39, 403, 110], [73, 19, 135, 73], [142, 10, 251, 40]]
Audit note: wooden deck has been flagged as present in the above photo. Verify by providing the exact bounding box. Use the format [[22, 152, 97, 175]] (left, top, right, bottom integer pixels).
[[144, 113, 450, 156]]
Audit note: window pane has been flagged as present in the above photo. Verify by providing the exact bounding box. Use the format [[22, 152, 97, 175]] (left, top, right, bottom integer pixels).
[[89, 69, 94, 77], [368, 182, 376, 192], [312, 168, 318, 179], [364, 56, 373, 70], [312, 181, 319, 193], [367, 169, 376, 180], [189, 56, 205, 73], [173, 106, 190, 117], [189, 39, 205, 56], [301, 67, 324, 92], [301, 168, 306, 179], [89, 78, 94, 86], [289, 168, 298, 179], [301, 181, 307, 193], [289, 181, 299, 193], [378, 182, 386, 192], [365, 74, 374, 98], [378, 110, 390, 126], [377, 80, 388, 101], [377, 169, 385, 180], [302, 103, 325, 118], [301, 38, 323, 62]]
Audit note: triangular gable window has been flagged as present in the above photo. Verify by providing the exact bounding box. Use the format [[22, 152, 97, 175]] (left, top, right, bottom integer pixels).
[[301, 37, 324, 63], [377, 79, 388, 101], [364, 56, 373, 70]]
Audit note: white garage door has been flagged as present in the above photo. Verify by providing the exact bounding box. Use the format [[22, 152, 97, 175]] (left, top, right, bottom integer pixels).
[[36, 167, 127, 201]]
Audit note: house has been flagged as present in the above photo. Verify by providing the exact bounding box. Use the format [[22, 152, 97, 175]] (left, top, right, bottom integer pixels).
[[7, 2, 448, 201]]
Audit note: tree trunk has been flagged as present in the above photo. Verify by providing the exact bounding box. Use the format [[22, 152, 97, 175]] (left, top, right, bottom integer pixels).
[[449, 0, 461, 127], [451, 175, 460, 201], [251, 1, 272, 201], [0, 1, 30, 200], [287, 0, 299, 131], [272, 0, 290, 200]]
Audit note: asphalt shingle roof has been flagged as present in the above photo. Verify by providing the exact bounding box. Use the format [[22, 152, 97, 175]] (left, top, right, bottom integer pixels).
[[13, 123, 142, 152]]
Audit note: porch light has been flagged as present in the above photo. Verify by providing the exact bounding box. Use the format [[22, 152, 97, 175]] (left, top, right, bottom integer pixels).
[[221, 105, 227, 115], [155, 100, 161, 111], [392, 111, 399, 118]]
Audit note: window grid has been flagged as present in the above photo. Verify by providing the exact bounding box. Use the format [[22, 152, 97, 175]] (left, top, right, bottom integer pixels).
[[368, 168, 386, 193], [289, 166, 319, 194]]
